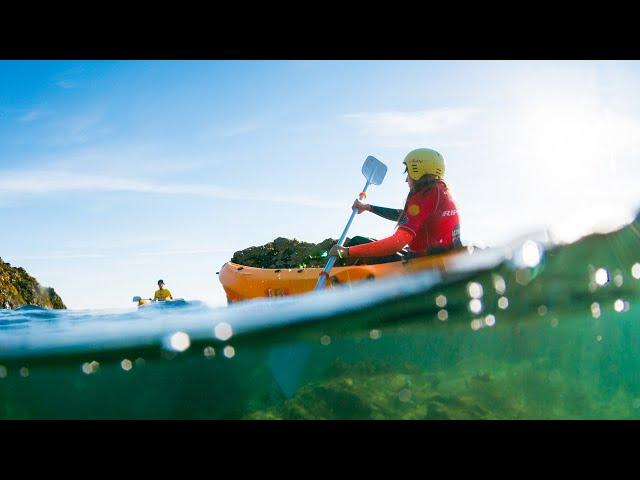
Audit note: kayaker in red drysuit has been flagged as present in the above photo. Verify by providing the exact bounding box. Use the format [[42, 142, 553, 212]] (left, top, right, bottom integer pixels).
[[329, 148, 461, 262]]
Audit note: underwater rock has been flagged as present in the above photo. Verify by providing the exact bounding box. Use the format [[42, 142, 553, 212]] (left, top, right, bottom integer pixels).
[[231, 237, 341, 269], [0, 257, 66, 309]]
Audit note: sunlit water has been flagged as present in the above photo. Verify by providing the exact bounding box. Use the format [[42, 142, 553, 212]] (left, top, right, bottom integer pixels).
[[2, 217, 640, 419]]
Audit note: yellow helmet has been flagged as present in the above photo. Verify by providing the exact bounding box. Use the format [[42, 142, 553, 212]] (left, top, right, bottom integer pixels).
[[403, 148, 445, 180]]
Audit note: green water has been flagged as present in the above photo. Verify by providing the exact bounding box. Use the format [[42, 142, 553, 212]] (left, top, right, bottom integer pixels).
[[2, 219, 640, 419]]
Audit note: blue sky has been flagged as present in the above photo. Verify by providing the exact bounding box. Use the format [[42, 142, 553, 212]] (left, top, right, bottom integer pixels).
[[2, 60, 640, 309]]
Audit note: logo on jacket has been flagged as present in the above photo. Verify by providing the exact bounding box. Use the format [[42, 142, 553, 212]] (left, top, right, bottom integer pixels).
[[407, 204, 420, 216], [399, 215, 409, 225], [442, 209, 457, 217]]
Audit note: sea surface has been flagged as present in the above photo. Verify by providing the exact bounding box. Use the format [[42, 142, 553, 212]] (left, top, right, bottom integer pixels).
[[2, 217, 640, 419]]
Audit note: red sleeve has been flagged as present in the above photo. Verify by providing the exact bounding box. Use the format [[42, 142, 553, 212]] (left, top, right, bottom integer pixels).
[[397, 189, 438, 236], [348, 229, 414, 257]]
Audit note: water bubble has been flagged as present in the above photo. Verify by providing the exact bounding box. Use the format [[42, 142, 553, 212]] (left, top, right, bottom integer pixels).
[[614, 299, 625, 313], [223, 346, 235, 358], [537, 305, 548, 316], [596, 335, 603, 342], [214, 322, 233, 341], [470, 319, 483, 331], [498, 297, 509, 310], [591, 302, 601, 319], [550, 318, 559, 328], [515, 269, 532, 285], [614, 272, 624, 287], [165, 331, 191, 352], [522, 240, 542, 267], [484, 315, 496, 327], [204, 346, 216, 358], [632, 263, 640, 280], [469, 299, 482, 314], [320, 335, 331, 346], [399, 389, 412, 403], [435, 294, 447, 308], [81, 361, 100, 375], [437, 309, 448, 321], [0, 365, 6, 379], [595, 268, 609, 286], [467, 282, 483, 299], [19, 367, 29, 378], [121, 359, 133, 371], [369, 329, 381, 340], [492, 274, 506, 295]]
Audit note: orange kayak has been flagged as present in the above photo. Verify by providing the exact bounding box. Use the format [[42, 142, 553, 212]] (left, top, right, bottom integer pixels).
[[218, 250, 466, 303]]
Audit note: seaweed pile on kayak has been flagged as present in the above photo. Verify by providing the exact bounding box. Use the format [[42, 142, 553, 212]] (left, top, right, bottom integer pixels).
[[231, 237, 351, 269], [0, 257, 66, 309]]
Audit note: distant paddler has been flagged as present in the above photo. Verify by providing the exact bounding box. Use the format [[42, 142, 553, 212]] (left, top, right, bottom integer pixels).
[[154, 279, 174, 302]]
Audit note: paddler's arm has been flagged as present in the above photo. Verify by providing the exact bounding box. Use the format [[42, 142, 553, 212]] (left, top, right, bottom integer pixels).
[[330, 229, 414, 258], [352, 199, 403, 222]]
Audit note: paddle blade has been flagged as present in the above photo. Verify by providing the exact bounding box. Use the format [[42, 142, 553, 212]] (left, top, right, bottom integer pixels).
[[362, 156, 387, 185], [132, 296, 141, 303]]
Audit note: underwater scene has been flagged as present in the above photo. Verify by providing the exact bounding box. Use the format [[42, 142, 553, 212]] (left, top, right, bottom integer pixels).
[[2, 216, 640, 420]]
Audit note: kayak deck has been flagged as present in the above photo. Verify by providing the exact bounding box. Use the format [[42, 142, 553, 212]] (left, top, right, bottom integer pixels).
[[219, 250, 464, 303]]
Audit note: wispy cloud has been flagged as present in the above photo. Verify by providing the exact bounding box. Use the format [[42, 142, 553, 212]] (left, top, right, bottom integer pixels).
[[57, 80, 78, 89], [343, 107, 480, 137], [12, 253, 106, 261], [46, 113, 110, 146], [0, 170, 343, 208], [139, 248, 235, 257], [223, 122, 263, 137], [18, 109, 51, 123]]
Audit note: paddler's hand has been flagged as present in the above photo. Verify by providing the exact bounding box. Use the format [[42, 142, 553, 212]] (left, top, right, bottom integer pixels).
[[329, 244, 349, 259], [352, 199, 370, 214]]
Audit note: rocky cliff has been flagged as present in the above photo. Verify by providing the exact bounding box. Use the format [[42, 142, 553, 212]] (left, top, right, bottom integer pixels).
[[0, 257, 66, 309]]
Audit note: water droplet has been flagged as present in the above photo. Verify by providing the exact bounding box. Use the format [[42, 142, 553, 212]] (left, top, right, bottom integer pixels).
[[467, 282, 483, 299], [470, 319, 483, 331], [550, 318, 559, 328], [399, 389, 412, 403], [204, 346, 216, 358], [596, 335, 602, 342], [223, 345, 235, 358], [435, 294, 447, 308], [591, 302, 601, 319], [614, 299, 625, 312], [82, 361, 100, 375], [492, 274, 506, 295], [437, 309, 448, 321], [320, 335, 331, 346], [484, 315, 496, 327], [614, 272, 624, 287], [632, 263, 640, 280], [469, 299, 482, 314], [537, 305, 548, 316], [369, 329, 381, 340], [522, 240, 542, 267], [165, 331, 191, 352], [121, 359, 133, 371], [595, 268, 609, 286], [498, 297, 509, 310], [214, 322, 233, 341], [19, 367, 29, 378]]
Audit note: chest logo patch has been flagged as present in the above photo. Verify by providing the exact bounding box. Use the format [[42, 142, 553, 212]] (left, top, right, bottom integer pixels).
[[399, 215, 409, 225], [407, 204, 420, 216]]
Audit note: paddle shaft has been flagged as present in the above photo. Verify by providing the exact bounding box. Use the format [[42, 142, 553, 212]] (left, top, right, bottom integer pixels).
[[315, 179, 372, 290]]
